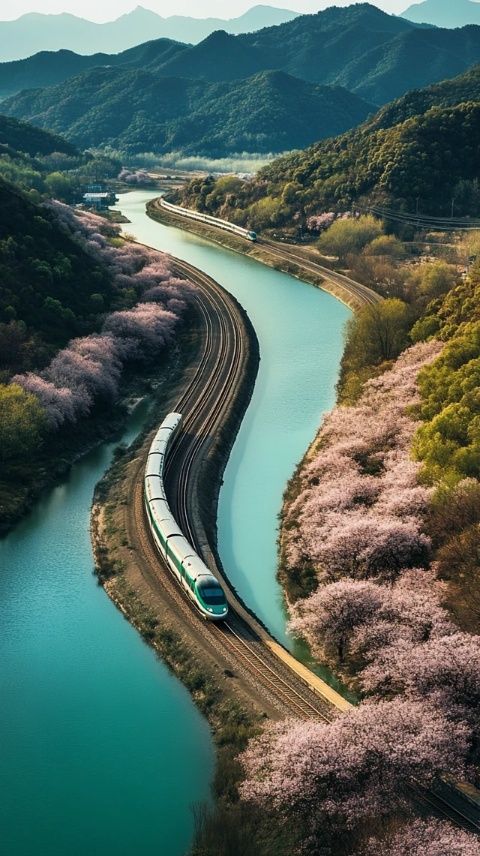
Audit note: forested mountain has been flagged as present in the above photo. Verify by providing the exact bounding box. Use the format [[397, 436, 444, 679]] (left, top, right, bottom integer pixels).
[[370, 63, 480, 129], [4, 1, 480, 150], [152, 5, 480, 104], [1, 68, 374, 157], [0, 114, 76, 157], [0, 112, 119, 203], [0, 5, 298, 63], [0, 39, 186, 100], [6, 4, 480, 160], [402, 0, 480, 28], [0, 177, 113, 378], [179, 66, 480, 226]]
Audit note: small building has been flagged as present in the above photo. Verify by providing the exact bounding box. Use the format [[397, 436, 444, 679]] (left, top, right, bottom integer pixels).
[[82, 191, 116, 211]]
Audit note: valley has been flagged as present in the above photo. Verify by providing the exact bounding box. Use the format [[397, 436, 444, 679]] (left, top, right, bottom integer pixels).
[[2, 2, 480, 854]]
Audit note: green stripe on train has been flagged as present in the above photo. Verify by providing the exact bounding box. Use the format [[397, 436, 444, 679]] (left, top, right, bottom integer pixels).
[[145, 495, 195, 586]]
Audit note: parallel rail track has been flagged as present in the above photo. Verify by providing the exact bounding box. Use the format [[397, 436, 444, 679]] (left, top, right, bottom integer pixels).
[[365, 204, 480, 232], [259, 236, 381, 307], [129, 255, 333, 719]]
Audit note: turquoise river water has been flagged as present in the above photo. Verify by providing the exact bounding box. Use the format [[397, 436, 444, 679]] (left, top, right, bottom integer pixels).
[[0, 189, 350, 856]]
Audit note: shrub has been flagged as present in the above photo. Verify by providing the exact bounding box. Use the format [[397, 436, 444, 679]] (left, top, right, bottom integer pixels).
[[0, 382, 46, 462], [317, 215, 383, 262]]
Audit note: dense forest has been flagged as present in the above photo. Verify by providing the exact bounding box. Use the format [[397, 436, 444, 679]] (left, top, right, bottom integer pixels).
[[370, 63, 480, 130], [0, 174, 191, 532], [0, 114, 76, 156], [0, 177, 114, 378], [1, 68, 373, 157], [179, 69, 480, 225], [0, 113, 121, 201]]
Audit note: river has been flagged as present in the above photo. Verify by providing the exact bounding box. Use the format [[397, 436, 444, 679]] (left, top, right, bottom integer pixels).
[[114, 191, 351, 672], [0, 190, 350, 856], [0, 399, 213, 856]]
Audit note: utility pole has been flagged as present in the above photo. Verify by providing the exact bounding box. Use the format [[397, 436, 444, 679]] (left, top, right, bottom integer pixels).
[[451, 197, 455, 219], [416, 196, 420, 215]]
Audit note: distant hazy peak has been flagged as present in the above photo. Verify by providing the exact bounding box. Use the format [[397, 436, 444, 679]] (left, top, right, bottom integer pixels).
[[402, 0, 480, 28], [0, 5, 298, 63]]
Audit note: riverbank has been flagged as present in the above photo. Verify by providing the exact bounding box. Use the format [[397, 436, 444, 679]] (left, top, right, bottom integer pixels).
[[147, 199, 375, 311], [0, 347, 181, 538]]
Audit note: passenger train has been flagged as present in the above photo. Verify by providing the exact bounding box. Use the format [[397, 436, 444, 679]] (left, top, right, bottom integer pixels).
[[144, 412, 229, 621], [160, 197, 257, 242]]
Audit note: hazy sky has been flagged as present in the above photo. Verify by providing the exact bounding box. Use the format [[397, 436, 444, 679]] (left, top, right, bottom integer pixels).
[[0, 1, 410, 23]]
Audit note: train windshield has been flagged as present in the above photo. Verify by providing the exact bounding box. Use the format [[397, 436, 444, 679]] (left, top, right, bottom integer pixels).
[[198, 580, 226, 605]]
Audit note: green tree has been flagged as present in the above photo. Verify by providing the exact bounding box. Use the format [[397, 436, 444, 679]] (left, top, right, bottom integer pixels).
[[365, 234, 403, 257], [412, 321, 480, 481], [317, 216, 383, 262], [339, 299, 411, 402], [44, 171, 76, 201], [0, 384, 46, 462], [407, 261, 458, 301]]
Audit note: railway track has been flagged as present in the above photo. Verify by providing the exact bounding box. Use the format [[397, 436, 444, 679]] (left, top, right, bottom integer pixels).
[[410, 783, 480, 835], [365, 204, 480, 232], [259, 236, 381, 307]]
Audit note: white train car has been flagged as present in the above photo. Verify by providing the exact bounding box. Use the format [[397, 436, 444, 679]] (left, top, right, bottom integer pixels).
[[144, 412, 229, 621], [160, 198, 257, 242]]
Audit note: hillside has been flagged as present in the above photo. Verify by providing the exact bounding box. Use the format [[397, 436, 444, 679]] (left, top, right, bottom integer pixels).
[[1, 69, 374, 157], [370, 63, 480, 129], [0, 6, 298, 63], [402, 0, 480, 28], [154, 4, 480, 104], [0, 114, 76, 156], [0, 39, 186, 101], [0, 177, 113, 378], [0, 112, 119, 204], [179, 67, 480, 226]]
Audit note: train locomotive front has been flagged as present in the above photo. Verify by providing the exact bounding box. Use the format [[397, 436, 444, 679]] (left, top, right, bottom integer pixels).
[[144, 412, 228, 621]]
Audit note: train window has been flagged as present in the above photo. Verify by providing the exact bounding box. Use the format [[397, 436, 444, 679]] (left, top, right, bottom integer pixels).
[[197, 580, 226, 605]]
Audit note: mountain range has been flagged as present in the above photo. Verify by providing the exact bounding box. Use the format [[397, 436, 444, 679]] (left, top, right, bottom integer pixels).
[[0, 39, 186, 100], [0, 5, 298, 63], [4, 4, 480, 109], [0, 114, 76, 158], [5, 4, 480, 160], [402, 0, 480, 28]]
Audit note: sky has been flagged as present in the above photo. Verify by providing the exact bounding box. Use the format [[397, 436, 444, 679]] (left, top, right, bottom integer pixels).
[[0, 1, 411, 23]]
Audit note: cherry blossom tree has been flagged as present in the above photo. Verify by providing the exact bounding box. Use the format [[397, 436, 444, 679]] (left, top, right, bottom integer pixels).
[[290, 571, 453, 669], [361, 632, 480, 728], [103, 303, 177, 357], [307, 212, 336, 233], [241, 701, 468, 840], [12, 374, 78, 428], [118, 168, 152, 186], [284, 342, 442, 591], [13, 203, 193, 429], [362, 818, 480, 856], [47, 201, 194, 308]]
